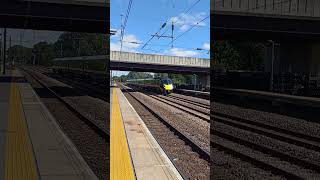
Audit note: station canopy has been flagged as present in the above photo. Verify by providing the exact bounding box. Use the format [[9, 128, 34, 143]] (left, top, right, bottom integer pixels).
[[22, 0, 108, 7]]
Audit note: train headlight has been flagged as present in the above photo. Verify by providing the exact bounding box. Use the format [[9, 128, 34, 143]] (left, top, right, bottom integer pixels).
[[164, 84, 173, 90]]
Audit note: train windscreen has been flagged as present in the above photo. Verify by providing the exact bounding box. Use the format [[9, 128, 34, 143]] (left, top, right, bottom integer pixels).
[[162, 79, 172, 84]]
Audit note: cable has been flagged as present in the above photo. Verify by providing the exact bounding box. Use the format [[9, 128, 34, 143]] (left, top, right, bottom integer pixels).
[[164, 15, 209, 47], [184, 0, 201, 14], [141, 21, 167, 49], [111, 38, 210, 55], [118, 40, 208, 50], [120, 0, 133, 52], [141, 0, 202, 50]]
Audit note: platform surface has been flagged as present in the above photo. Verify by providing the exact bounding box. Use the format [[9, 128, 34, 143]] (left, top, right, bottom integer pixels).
[[110, 86, 183, 180], [214, 86, 320, 107], [0, 70, 97, 180]]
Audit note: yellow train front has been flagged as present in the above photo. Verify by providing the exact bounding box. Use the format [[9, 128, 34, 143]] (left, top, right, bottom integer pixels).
[[159, 78, 174, 95], [126, 78, 174, 95]]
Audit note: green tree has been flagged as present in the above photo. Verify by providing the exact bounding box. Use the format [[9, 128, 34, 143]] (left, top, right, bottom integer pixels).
[[7, 45, 32, 64], [232, 41, 265, 71], [53, 32, 108, 57], [212, 40, 240, 70], [33, 42, 55, 65], [127, 72, 153, 79], [213, 40, 265, 71]]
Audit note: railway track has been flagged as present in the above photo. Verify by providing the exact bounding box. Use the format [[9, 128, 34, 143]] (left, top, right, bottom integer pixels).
[[168, 94, 210, 108], [158, 94, 209, 111], [23, 67, 109, 137], [121, 84, 210, 160], [29, 67, 108, 99], [21, 67, 109, 180], [50, 76, 210, 124], [125, 86, 210, 121], [146, 93, 209, 122], [119, 84, 210, 179], [31, 67, 210, 178], [211, 110, 320, 179], [49, 73, 108, 101]]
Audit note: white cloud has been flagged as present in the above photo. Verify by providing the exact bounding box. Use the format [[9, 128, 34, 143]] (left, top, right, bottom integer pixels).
[[164, 48, 199, 57], [170, 12, 207, 32], [202, 43, 210, 50], [110, 33, 141, 53]]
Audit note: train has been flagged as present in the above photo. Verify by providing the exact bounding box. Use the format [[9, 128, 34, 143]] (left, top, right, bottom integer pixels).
[[126, 78, 174, 95]]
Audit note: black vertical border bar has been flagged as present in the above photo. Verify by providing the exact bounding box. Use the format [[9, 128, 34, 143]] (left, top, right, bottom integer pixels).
[[210, 0, 213, 179], [106, 1, 110, 180]]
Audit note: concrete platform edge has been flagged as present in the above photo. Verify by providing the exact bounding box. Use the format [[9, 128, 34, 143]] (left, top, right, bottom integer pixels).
[[117, 88, 183, 180], [19, 83, 98, 180]]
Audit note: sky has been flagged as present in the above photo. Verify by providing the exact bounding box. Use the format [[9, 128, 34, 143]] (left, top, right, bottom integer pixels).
[[110, 0, 210, 76]]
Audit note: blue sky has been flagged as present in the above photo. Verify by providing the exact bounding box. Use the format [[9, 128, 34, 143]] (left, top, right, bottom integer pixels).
[[110, 0, 210, 76], [110, 0, 210, 57]]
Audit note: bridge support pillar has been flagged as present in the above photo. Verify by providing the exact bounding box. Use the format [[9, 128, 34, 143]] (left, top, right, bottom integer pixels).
[[264, 42, 320, 75], [197, 74, 210, 90]]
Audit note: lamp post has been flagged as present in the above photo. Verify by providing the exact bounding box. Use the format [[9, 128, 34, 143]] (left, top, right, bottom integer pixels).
[[2, 28, 6, 75], [193, 74, 197, 91], [0, 33, 2, 74], [267, 40, 280, 92]]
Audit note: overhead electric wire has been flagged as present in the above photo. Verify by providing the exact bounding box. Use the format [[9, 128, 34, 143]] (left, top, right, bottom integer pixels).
[[141, 0, 202, 50], [171, 15, 209, 44], [141, 21, 167, 49], [184, 0, 201, 14], [120, 0, 133, 52], [119, 40, 208, 51], [150, 14, 209, 54]]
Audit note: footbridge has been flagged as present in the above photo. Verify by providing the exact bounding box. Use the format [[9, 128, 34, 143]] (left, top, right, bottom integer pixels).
[[0, 0, 108, 33], [212, 0, 320, 40], [53, 51, 210, 86]]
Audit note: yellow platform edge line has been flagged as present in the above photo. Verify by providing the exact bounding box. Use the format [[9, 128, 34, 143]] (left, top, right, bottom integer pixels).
[[110, 88, 135, 180], [5, 82, 39, 180]]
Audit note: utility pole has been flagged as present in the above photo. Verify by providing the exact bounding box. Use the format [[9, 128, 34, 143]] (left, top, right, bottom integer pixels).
[[194, 74, 197, 91], [270, 40, 275, 92], [73, 38, 82, 56], [120, 14, 124, 52], [10, 36, 13, 67], [20, 31, 22, 65], [171, 20, 174, 48], [60, 42, 63, 57], [268, 40, 280, 92], [151, 20, 175, 48], [0, 33, 2, 73], [78, 39, 80, 56], [2, 28, 6, 75]]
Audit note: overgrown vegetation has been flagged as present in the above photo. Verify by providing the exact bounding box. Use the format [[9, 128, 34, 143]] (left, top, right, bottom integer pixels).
[[212, 40, 265, 71], [8, 32, 108, 66], [113, 71, 195, 85]]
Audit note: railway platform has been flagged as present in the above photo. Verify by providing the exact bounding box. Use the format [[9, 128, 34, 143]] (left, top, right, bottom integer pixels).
[[0, 70, 97, 180], [110, 86, 183, 180], [213, 86, 320, 107]]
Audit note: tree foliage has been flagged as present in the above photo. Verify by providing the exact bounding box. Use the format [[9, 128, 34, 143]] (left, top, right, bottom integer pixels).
[[10, 32, 108, 65], [33, 42, 55, 65], [126, 72, 153, 79], [168, 74, 193, 85], [52, 32, 108, 57], [213, 40, 265, 71], [8, 45, 32, 64]]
